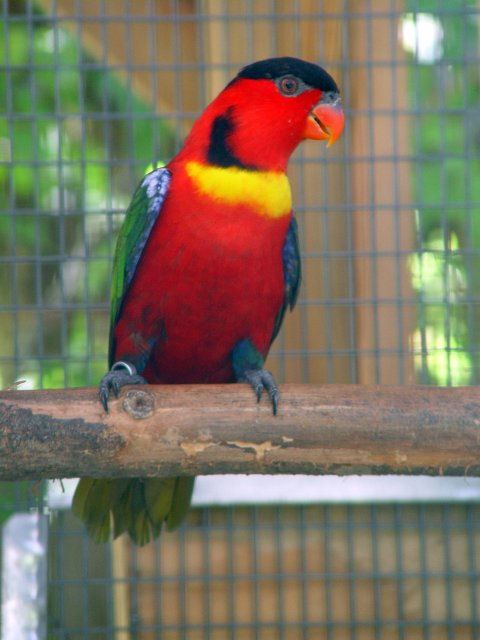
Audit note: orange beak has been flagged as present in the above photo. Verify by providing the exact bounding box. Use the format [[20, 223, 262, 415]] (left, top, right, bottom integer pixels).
[[303, 94, 345, 147]]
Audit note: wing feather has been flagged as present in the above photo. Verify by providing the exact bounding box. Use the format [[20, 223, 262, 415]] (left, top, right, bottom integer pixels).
[[108, 167, 171, 366], [271, 215, 302, 344]]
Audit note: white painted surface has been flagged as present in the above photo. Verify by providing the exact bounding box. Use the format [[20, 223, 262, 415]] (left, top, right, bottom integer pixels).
[[48, 475, 480, 510], [1, 513, 48, 640]]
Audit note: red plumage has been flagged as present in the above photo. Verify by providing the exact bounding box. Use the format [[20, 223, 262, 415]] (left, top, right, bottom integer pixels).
[[113, 162, 291, 383], [112, 75, 318, 383]]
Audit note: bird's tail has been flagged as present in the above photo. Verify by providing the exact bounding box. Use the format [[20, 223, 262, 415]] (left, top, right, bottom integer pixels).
[[72, 476, 194, 545]]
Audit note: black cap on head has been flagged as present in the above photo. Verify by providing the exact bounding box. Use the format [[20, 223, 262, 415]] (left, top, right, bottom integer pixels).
[[237, 56, 339, 93]]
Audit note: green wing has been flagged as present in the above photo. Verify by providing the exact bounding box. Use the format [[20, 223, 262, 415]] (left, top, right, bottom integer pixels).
[[108, 167, 171, 366]]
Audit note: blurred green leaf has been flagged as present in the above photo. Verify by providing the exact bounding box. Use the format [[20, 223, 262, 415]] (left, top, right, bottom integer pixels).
[[1, 2, 176, 393]]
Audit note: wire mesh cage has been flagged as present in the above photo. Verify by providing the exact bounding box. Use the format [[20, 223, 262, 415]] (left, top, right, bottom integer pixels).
[[2, 0, 480, 638]]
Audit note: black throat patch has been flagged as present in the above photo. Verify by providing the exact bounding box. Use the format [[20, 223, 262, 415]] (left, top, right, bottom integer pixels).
[[207, 107, 256, 170]]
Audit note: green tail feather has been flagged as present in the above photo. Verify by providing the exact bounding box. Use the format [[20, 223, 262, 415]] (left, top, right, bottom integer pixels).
[[166, 477, 195, 531], [72, 476, 194, 545]]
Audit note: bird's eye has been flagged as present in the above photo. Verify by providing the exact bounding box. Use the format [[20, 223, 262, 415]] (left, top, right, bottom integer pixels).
[[278, 75, 300, 96]]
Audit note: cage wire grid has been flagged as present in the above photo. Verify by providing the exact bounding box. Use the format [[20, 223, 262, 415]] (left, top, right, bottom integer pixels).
[[2, 0, 480, 638]]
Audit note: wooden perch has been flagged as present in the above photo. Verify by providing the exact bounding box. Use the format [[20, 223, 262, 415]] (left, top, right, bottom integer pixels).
[[0, 384, 480, 480]]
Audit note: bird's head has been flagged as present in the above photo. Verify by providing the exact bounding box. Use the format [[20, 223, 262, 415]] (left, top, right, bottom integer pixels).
[[176, 57, 344, 172]]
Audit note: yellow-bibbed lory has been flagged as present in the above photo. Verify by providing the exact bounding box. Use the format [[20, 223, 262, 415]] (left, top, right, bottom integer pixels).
[[73, 57, 344, 544]]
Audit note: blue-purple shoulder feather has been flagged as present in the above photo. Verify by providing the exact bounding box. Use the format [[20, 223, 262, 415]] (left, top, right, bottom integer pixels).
[[271, 215, 302, 344]]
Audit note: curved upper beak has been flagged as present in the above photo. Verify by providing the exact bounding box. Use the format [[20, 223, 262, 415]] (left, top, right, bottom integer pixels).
[[303, 92, 345, 147]]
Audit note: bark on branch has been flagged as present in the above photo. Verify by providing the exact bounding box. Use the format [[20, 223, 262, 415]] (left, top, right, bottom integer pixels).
[[0, 384, 479, 480]]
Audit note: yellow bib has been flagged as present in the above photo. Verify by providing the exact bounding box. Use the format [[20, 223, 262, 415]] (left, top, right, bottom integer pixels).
[[185, 161, 292, 219]]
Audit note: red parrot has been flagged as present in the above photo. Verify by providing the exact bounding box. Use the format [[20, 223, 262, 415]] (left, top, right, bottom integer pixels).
[[73, 57, 344, 544]]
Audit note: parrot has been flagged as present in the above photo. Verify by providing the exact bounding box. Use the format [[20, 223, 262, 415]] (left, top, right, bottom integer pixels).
[[72, 57, 344, 545]]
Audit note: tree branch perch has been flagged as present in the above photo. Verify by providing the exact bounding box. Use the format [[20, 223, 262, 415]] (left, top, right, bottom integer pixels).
[[1, 384, 480, 480]]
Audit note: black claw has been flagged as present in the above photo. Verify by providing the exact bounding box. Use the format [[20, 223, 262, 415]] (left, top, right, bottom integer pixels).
[[98, 364, 147, 412], [272, 400, 277, 416], [243, 368, 280, 415], [262, 371, 280, 416], [270, 389, 279, 416], [99, 386, 109, 413]]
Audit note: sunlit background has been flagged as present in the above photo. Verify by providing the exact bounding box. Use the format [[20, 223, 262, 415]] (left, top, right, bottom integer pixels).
[[2, 1, 480, 638]]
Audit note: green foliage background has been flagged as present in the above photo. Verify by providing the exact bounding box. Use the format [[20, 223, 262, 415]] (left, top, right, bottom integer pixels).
[[405, 2, 480, 385], [0, 1, 175, 395], [1, 2, 479, 395]]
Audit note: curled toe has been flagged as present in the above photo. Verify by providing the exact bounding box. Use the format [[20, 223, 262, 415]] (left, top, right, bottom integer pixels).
[[98, 363, 147, 412]]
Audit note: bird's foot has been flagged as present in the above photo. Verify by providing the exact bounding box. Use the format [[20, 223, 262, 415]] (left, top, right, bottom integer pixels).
[[99, 361, 147, 412], [243, 368, 280, 416]]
